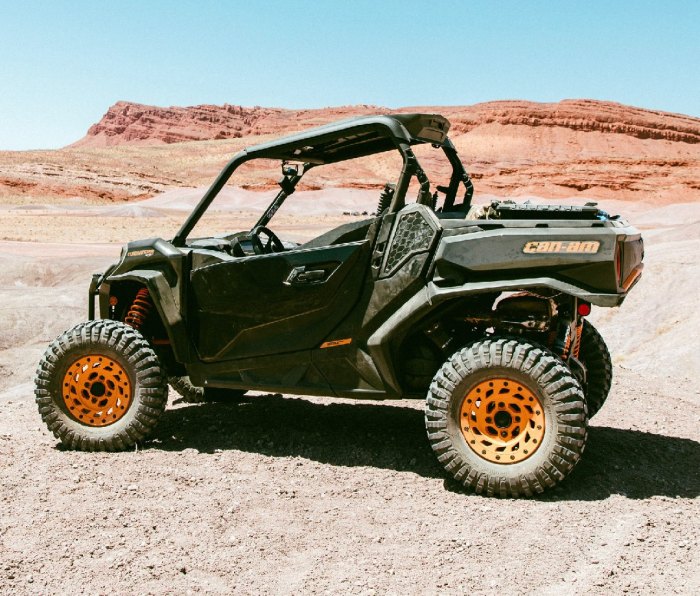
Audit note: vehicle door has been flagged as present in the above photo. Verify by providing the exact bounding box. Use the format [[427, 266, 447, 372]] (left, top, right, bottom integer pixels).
[[189, 241, 371, 362]]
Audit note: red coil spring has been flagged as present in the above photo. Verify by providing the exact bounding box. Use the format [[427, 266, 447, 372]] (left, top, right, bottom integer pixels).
[[124, 288, 152, 330], [572, 322, 584, 359], [561, 327, 572, 360]]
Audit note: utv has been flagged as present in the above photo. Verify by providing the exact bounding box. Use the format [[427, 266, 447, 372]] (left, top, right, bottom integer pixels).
[[35, 114, 643, 497]]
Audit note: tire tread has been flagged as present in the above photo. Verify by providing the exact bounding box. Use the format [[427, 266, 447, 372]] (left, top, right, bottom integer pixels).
[[425, 338, 588, 498], [34, 320, 168, 452]]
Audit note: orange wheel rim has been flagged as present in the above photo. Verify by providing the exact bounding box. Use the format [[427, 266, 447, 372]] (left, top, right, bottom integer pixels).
[[460, 377, 545, 464], [62, 355, 132, 427]]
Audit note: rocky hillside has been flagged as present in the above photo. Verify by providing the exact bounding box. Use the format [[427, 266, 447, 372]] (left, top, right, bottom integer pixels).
[[71, 102, 380, 147], [73, 99, 700, 148], [1, 99, 698, 204]]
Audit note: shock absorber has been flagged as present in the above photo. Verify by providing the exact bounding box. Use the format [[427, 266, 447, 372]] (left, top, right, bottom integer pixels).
[[571, 300, 591, 360], [572, 322, 584, 359], [124, 288, 152, 330], [553, 318, 571, 359]]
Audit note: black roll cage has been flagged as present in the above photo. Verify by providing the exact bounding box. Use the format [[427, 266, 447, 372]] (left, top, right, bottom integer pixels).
[[172, 113, 474, 247]]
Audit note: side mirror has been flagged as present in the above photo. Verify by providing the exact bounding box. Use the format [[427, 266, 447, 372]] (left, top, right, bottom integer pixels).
[[281, 162, 299, 177]]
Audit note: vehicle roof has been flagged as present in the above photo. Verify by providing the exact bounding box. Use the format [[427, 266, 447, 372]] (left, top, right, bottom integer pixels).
[[242, 113, 451, 164]]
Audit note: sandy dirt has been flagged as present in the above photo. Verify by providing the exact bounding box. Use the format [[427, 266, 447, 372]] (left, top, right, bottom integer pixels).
[[0, 196, 698, 594]]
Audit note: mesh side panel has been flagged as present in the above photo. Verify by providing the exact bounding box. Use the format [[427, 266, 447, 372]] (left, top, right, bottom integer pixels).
[[383, 210, 435, 275]]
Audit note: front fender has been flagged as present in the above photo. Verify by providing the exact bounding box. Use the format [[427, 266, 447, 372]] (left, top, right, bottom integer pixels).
[[99, 270, 190, 363]]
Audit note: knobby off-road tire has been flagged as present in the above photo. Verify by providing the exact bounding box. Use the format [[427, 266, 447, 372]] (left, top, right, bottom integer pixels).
[[404, 342, 441, 392], [168, 375, 205, 403], [425, 338, 588, 497], [577, 320, 613, 418], [35, 320, 168, 451], [168, 376, 248, 403]]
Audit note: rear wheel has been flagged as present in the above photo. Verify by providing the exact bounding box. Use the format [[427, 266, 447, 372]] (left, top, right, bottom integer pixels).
[[35, 320, 168, 451], [577, 321, 613, 418], [168, 375, 205, 403], [403, 340, 441, 393], [425, 338, 588, 497], [168, 376, 248, 403]]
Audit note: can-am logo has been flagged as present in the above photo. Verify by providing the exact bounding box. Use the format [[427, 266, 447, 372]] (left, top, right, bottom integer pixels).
[[126, 249, 155, 258], [523, 241, 600, 254]]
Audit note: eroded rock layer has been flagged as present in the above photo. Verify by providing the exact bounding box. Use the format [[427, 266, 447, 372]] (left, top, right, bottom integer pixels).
[[2, 99, 698, 204]]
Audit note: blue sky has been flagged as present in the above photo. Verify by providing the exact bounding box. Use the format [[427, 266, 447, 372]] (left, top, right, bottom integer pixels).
[[1, 0, 697, 150]]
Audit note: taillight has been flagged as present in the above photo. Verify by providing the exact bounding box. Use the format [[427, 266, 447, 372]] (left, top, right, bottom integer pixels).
[[577, 302, 591, 316]]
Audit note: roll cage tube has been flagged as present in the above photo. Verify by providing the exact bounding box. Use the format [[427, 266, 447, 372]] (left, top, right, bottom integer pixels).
[[440, 138, 474, 211], [389, 139, 475, 213], [172, 155, 314, 246], [172, 150, 249, 247], [173, 145, 415, 247], [252, 163, 313, 230]]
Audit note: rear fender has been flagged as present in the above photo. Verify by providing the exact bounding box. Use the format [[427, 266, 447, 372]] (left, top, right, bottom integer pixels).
[[366, 277, 626, 395]]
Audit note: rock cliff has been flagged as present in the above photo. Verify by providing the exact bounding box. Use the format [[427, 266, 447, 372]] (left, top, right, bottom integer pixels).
[[3, 99, 698, 204], [73, 99, 700, 147]]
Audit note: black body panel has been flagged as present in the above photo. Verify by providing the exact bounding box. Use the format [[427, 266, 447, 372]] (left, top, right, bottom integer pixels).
[[432, 220, 641, 303], [190, 242, 370, 361]]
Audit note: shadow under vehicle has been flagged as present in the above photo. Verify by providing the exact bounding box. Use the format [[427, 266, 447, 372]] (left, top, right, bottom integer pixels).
[[35, 114, 644, 497]]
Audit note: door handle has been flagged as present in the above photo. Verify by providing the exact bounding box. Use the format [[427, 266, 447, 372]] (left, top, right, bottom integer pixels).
[[298, 269, 326, 282], [285, 266, 328, 285]]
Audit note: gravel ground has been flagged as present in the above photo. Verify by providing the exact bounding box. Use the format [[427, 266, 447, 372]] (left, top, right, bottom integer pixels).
[[0, 367, 698, 594], [0, 222, 698, 594]]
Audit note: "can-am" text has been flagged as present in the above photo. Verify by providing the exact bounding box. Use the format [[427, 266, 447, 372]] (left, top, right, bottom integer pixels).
[[522, 240, 600, 254]]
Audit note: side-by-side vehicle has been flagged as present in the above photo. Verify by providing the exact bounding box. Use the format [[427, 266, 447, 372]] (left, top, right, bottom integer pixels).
[[35, 114, 643, 497]]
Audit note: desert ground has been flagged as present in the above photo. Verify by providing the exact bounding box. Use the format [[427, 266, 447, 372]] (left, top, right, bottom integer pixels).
[[0, 188, 698, 594]]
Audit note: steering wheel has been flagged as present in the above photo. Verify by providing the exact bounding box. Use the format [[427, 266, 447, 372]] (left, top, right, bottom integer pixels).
[[250, 225, 285, 255]]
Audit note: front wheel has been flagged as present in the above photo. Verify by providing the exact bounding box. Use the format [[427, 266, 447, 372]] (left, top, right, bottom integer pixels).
[[425, 338, 588, 497], [35, 320, 168, 451]]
